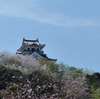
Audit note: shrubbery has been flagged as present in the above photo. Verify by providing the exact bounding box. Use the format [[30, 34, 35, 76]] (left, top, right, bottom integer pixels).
[[0, 52, 39, 74], [0, 52, 97, 99]]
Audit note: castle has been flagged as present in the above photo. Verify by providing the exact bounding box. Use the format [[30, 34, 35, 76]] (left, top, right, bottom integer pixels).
[[17, 38, 57, 61]]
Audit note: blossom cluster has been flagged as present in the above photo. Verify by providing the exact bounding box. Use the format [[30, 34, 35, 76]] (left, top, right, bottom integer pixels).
[[0, 52, 91, 98]]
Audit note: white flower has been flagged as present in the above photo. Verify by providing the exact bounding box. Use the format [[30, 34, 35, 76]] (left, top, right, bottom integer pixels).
[[12, 76, 15, 78], [28, 88, 32, 93], [20, 76, 23, 78], [28, 96, 31, 98], [20, 83, 22, 85], [37, 85, 41, 88]]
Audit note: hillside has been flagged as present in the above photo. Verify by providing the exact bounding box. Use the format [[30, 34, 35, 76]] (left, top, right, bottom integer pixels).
[[0, 52, 100, 99]]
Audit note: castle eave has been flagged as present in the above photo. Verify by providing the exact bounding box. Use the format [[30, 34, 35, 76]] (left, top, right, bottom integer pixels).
[[17, 44, 25, 52]]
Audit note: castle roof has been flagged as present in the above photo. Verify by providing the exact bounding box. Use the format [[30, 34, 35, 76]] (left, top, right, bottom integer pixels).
[[17, 38, 45, 52], [32, 51, 57, 61]]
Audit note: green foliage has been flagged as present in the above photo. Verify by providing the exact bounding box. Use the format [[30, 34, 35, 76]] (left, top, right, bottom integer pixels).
[[57, 63, 85, 80], [40, 60, 60, 76], [0, 65, 24, 90], [40, 60, 85, 79], [86, 72, 100, 89], [85, 72, 100, 99], [7, 68, 22, 77], [9, 85, 18, 92], [0, 52, 95, 98], [0, 62, 3, 68], [91, 88, 100, 99], [0, 60, 91, 98]]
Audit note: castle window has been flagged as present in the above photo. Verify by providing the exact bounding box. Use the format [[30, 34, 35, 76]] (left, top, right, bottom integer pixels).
[[32, 48, 35, 52], [27, 48, 30, 51], [37, 48, 39, 51]]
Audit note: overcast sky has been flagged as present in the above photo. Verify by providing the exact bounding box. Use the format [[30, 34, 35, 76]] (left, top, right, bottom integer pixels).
[[0, 0, 100, 72]]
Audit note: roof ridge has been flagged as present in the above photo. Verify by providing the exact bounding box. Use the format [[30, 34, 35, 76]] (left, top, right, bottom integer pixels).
[[23, 38, 38, 42]]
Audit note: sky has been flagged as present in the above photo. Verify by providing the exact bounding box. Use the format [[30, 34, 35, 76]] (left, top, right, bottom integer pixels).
[[0, 0, 100, 72]]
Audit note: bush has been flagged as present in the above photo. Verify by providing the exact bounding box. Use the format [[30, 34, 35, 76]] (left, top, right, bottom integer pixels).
[[0, 52, 39, 74], [0, 67, 91, 99], [91, 88, 100, 99], [86, 72, 100, 89], [0, 52, 91, 98]]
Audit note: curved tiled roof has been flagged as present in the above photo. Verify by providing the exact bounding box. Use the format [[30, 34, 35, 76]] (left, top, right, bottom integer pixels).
[[17, 38, 45, 52]]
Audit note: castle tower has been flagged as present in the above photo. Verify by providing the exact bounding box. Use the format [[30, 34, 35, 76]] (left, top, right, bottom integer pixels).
[[17, 38, 57, 61]]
